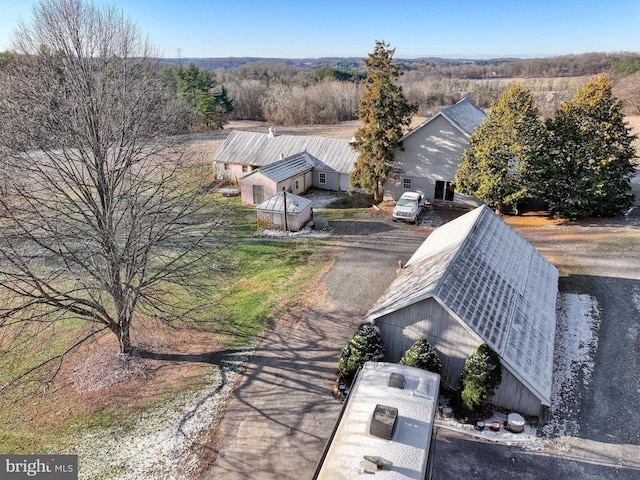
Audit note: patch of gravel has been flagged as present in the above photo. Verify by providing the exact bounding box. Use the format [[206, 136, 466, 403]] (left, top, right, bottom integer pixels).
[[67, 351, 250, 480], [542, 293, 601, 438], [71, 337, 166, 393]]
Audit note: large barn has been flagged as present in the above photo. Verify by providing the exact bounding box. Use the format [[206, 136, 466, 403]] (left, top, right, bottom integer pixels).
[[362, 205, 559, 416]]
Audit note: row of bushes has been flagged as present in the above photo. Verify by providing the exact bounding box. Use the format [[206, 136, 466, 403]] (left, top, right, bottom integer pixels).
[[337, 323, 502, 412]]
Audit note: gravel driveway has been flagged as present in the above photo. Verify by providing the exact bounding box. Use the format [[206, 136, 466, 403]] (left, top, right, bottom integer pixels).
[[201, 212, 640, 480]]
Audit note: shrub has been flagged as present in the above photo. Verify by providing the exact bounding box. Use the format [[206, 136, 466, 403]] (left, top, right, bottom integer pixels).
[[460, 344, 502, 412], [400, 338, 442, 374], [337, 323, 385, 378]]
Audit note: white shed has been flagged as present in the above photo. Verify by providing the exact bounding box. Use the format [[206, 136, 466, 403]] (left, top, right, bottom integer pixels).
[[254, 191, 313, 232]]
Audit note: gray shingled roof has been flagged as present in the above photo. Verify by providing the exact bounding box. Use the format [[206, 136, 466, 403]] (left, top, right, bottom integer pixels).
[[363, 205, 558, 405], [213, 130, 357, 174], [243, 152, 315, 183], [403, 97, 487, 140], [254, 191, 312, 214]]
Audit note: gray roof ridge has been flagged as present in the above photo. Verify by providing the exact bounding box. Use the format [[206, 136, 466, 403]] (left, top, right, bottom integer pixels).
[[431, 205, 490, 295], [400, 96, 484, 141], [438, 97, 485, 137]]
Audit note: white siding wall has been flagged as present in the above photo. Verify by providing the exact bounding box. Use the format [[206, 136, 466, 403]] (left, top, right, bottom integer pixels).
[[384, 115, 482, 208], [240, 172, 277, 205], [313, 170, 342, 191], [256, 209, 311, 232], [216, 162, 256, 182]]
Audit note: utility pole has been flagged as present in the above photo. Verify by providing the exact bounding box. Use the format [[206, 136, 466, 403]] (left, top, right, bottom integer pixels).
[[282, 187, 289, 232]]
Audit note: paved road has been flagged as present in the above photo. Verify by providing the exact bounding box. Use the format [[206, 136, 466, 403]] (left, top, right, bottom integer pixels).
[[202, 219, 427, 479], [202, 216, 640, 480]]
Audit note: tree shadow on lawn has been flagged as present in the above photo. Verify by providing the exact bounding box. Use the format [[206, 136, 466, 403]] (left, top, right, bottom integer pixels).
[[134, 347, 248, 366]]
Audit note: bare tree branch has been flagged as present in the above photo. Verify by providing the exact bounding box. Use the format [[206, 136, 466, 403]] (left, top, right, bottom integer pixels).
[[0, 0, 231, 388]]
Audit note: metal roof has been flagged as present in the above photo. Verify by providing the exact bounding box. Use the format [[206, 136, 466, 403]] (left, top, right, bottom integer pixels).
[[243, 152, 315, 183], [213, 130, 357, 174], [363, 205, 558, 405], [402, 97, 486, 140], [254, 191, 313, 214]]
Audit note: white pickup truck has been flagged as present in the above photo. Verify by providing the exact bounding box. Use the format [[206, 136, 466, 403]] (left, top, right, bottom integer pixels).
[[392, 192, 424, 223]]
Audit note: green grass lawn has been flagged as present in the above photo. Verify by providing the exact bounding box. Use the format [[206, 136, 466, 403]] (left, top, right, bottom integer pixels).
[[0, 193, 339, 454]]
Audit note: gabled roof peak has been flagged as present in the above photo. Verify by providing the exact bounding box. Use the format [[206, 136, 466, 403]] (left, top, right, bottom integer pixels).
[[364, 205, 558, 405], [402, 97, 487, 140]]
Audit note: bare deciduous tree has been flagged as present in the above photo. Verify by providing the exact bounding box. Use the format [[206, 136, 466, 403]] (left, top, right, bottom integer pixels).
[[0, 0, 230, 387]]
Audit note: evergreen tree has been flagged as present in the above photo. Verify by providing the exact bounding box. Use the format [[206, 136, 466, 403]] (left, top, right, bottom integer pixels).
[[400, 338, 442, 374], [460, 344, 502, 412], [337, 323, 385, 378], [528, 75, 637, 219], [162, 62, 233, 129], [350, 41, 417, 201], [456, 83, 545, 212]]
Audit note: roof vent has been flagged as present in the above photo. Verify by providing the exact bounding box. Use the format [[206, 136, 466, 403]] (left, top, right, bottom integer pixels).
[[388, 373, 405, 389], [369, 404, 398, 440]]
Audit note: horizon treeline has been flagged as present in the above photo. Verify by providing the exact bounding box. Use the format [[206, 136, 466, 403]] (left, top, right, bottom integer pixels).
[[2, 50, 639, 127]]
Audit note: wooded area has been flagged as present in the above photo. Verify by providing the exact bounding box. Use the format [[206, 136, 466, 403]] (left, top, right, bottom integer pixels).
[[2, 50, 639, 129], [210, 51, 640, 124]]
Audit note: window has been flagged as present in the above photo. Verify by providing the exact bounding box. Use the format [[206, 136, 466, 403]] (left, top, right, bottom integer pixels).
[[223, 163, 229, 171], [402, 178, 412, 189], [294, 179, 299, 190], [435, 181, 455, 201], [242, 165, 249, 173], [319, 172, 326, 184]]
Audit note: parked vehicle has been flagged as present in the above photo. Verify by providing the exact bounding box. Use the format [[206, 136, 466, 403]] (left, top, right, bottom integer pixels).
[[392, 192, 424, 223]]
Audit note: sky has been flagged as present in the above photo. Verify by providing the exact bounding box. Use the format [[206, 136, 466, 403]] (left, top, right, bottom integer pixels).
[[1, 0, 639, 59]]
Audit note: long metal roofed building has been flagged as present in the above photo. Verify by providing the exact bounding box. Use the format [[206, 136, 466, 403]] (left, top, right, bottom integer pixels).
[[213, 127, 358, 192], [363, 205, 559, 416], [314, 362, 440, 480]]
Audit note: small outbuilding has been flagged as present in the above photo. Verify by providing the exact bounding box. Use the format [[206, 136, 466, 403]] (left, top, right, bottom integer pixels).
[[254, 191, 313, 232], [240, 152, 314, 205], [362, 205, 559, 416]]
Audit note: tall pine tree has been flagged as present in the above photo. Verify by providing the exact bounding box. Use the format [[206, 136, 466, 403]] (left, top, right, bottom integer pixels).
[[456, 83, 545, 212], [350, 41, 416, 200], [529, 75, 637, 219], [162, 62, 233, 130]]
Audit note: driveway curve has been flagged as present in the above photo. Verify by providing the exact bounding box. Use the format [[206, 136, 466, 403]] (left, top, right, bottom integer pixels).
[[201, 218, 427, 480]]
